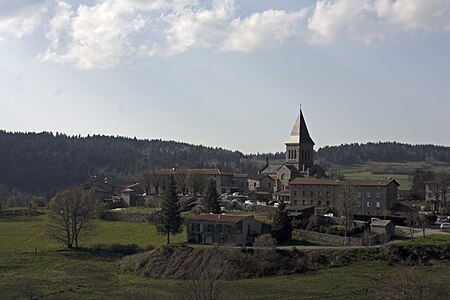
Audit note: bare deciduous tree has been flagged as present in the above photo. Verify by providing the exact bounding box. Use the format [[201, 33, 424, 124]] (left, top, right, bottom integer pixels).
[[335, 181, 358, 242], [405, 211, 419, 239], [377, 266, 449, 300], [186, 170, 207, 196], [427, 172, 450, 212], [46, 188, 96, 248], [177, 264, 226, 300]]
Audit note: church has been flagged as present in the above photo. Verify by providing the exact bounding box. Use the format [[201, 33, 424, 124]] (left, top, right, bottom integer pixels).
[[256, 110, 400, 216], [257, 109, 327, 202]]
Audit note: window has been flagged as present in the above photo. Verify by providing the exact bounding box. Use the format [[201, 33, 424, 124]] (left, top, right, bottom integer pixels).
[[326, 191, 331, 197], [326, 201, 330, 206], [310, 191, 314, 196], [191, 223, 200, 232], [376, 202, 380, 208], [318, 191, 322, 197], [253, 182, 256, 188], [294, 190, 297, 196], [367, 192, 371, 198], [376, 192, 380, 199], [302, 200, 306, 205], [302, 191, 306, 196], [367, 202, 370, 208], [357, 192, 362, 198], [309, 200, 313, 205], [318, 200, 322, 206], [268, 182, 271, 188], [207, 224, 214, 233]]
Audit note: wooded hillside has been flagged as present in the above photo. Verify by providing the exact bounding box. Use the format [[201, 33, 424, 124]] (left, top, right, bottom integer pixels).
[[316, 142, 450, 165], [1, 130, 449, 198], [0, 131, 256, 197]]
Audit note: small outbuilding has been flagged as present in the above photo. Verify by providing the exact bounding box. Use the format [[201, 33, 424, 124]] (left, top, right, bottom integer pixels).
[[370, 219, 395, 238]]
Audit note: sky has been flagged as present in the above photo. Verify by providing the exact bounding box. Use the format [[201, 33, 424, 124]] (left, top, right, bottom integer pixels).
[[0, 0, 450, 154]]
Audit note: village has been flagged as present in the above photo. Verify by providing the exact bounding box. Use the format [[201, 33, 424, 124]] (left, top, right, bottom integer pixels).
[[79, 110, 450, 248]]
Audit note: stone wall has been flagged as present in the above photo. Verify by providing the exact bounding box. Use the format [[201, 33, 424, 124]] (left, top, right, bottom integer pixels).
[[293, 229, 381, 246]]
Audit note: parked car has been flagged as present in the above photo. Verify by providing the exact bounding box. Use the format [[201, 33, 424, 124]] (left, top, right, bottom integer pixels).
[[438, 216, 450, 222], [440, 223, 450, 229], [371, 217, 381, 222], [244, 200, 255, 206]]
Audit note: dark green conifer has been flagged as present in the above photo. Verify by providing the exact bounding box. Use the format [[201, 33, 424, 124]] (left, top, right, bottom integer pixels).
[[271, 203, 292, 244], [202, 179, 221, 214], [155, 175, 183, 244]]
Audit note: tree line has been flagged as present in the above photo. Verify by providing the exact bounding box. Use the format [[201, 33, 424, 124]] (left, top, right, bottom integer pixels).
[[316, 142, 450, 165], [2, 130, 450, 200], [0, 131, 260, 198]]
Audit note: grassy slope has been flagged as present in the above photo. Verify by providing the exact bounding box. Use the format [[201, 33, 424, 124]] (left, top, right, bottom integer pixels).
[[0, 213, 185, 253], [1, 212, 450, 299], [329, 161, 450, 191]]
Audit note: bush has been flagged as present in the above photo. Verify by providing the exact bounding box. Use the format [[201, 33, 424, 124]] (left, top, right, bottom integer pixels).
[[91, 243, 143, 257], [253, 234, 277, 249]]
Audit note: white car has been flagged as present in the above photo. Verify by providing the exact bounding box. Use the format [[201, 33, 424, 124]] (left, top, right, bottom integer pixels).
[[440, 223, 450, 229]]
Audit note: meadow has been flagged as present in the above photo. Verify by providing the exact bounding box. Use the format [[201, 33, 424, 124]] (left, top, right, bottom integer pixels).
[[1, 211, 450, 299]]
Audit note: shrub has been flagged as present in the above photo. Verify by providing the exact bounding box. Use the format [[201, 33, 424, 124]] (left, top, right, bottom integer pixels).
[[253, 234, 277, 249]]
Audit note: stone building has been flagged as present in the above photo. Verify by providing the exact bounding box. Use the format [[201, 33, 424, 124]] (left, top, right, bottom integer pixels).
[[186, 214, 262, 245], [257, 109, 327, 200], [289, 178, 399, 216]]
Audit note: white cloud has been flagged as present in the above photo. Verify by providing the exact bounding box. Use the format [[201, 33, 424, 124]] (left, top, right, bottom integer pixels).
[[16, 0, 449, 69], [163, 0, 235, 54], [0, 0, 48, 39], [221, 9, 307, 52], [40, 1, 146, 69], [308, 0, 450, 45]]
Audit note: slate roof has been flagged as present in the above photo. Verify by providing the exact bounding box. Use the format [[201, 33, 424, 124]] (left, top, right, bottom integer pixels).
[[290, 178, 400, 187], [189, 214, 251, 224], [150, 168, 229, 176], [260, 164, 282, 174], [286, 110, 315, 145], [371, 220, 393, 227]]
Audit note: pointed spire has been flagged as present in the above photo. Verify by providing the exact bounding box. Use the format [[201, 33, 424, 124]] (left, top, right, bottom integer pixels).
[[285, 109, 315, 145]]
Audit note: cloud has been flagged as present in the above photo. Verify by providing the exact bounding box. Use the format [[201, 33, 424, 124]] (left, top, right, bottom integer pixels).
[[40, 1, 146, 69], [0, 0, 48, 39], [162, 0, 235, 54], [308, 0, 450, 44], [8, 0, 444, 69], [221, 9, 307, 52]]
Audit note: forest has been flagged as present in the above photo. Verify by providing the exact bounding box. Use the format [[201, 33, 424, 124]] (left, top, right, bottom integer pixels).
[[0, 131, 258, 198], [1, 130, 449, 200]]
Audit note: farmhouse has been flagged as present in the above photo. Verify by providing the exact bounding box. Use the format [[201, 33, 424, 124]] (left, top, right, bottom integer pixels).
[[186, 214, 262, 246]]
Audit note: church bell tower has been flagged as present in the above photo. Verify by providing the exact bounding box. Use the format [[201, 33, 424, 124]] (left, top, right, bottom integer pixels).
[[285, 109, 315, 170]]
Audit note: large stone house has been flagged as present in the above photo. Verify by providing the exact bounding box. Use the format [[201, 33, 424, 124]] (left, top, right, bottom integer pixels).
[[145, 168, 246, 195], [186, 214, 262, 245], [289, 178, 400, 215]]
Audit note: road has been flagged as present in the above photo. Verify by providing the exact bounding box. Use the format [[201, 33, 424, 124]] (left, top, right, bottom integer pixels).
[[274, 225, 449, 250]]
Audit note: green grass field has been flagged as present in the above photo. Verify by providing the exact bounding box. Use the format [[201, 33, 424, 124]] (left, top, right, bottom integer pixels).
[[329, 161, 450, 191], [1, 211, 450, 299], [0, 213, 185, 253]]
